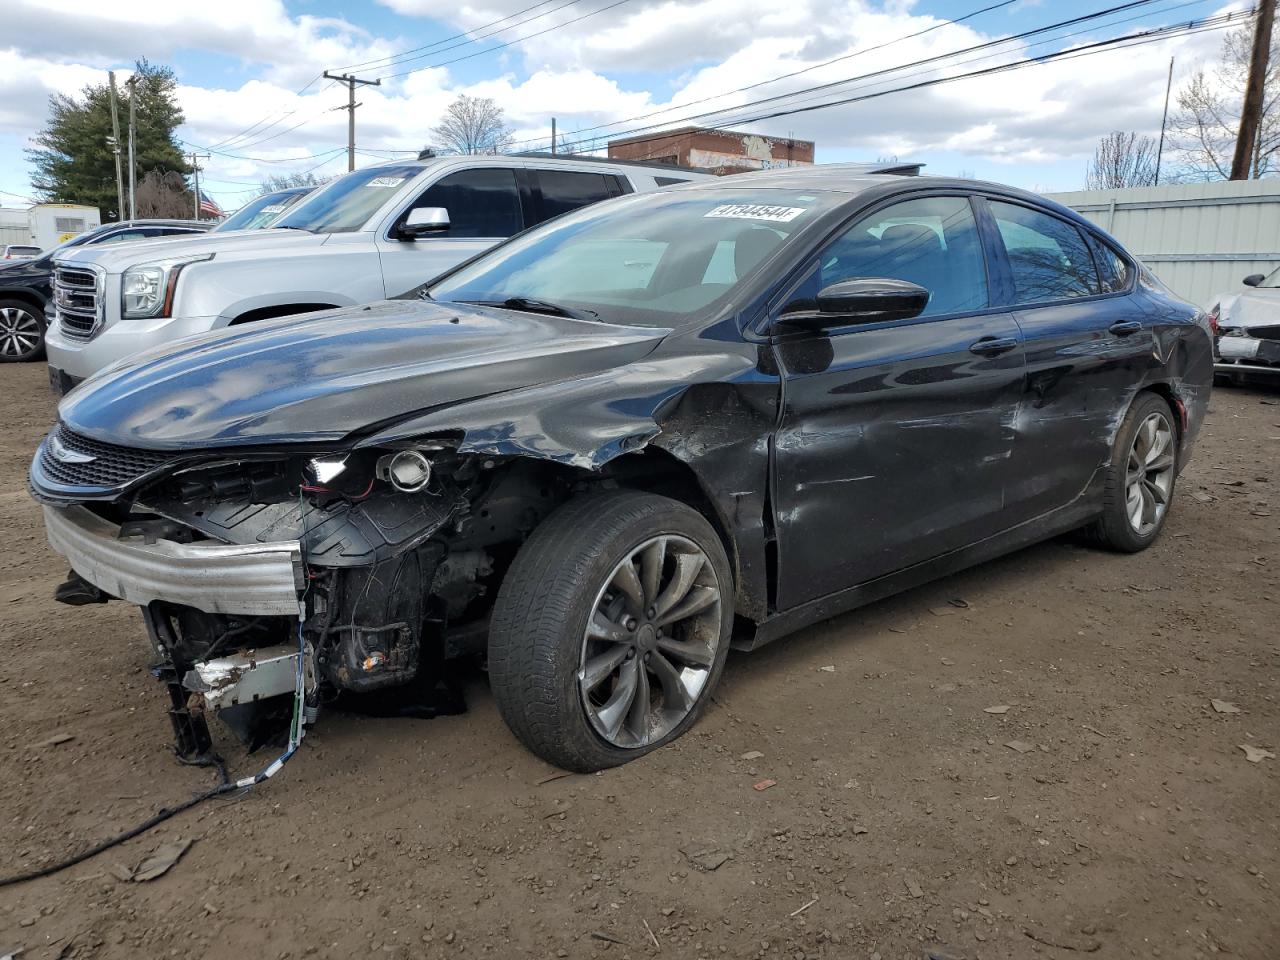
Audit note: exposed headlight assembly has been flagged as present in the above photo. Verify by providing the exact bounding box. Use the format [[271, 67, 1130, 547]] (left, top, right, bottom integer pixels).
[[376, 450, 432, 492], [121, 254, 214, 319]]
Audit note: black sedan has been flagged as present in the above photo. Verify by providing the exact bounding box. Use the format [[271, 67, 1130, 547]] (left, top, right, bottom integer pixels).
[[31, 167, 1212, 772], [0, 219, 208, 363]]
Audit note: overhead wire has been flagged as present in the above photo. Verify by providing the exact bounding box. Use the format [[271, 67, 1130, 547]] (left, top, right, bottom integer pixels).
[[551, 1, 1233, 155]]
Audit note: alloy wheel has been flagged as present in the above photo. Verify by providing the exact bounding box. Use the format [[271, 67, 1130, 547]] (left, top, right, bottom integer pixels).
[[579, 534, 723, 749], [1124, 411, 1175, 536], [0, 306, 41, 359]]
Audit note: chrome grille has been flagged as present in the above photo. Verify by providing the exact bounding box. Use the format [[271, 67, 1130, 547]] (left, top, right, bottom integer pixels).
[[54, 266, 101, 339], [38, 425, 174, 490]]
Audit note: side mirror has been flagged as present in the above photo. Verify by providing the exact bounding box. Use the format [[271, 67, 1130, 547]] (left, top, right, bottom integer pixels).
[[399, 207, 450, 240], [782, 278, 930, 327], [1242, 273, 1265, 287]]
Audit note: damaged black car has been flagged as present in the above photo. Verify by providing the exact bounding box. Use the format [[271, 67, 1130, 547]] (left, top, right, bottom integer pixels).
[[31, 168, 1213, 772]]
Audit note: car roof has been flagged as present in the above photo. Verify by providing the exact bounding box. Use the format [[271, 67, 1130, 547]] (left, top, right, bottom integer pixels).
[[107, 219, 209, 229], [663, 165, 1100, 231]]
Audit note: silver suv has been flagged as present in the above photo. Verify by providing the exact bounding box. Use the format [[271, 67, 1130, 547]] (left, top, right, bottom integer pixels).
[[46, 156, 709, 390]]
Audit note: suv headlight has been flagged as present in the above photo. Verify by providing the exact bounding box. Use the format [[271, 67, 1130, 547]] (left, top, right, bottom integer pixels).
[[121, 254, 213, 319]]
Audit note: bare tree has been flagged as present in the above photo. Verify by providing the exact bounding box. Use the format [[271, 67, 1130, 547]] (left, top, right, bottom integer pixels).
[[430, 95, 514, 155], [258, 171, 330, 195], [1168, 25, 1278, 180], [134, 169, 192, 218], [1086, 131, 1159, 189]]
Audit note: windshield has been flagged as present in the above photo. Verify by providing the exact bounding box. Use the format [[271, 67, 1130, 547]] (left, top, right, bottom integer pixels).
[[272, 164, 421, 234], [214, 190, 308, 232], [45, 226, 111, 255], [429, 188, 844, 327]]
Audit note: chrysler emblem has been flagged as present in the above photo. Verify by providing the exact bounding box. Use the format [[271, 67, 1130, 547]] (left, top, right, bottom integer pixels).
[[48, 434, 95, 464]]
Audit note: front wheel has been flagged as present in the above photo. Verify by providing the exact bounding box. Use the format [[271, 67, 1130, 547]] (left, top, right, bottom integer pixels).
[[0, 300, 45, 363], [1086, 392, 1180, 552], [488, 490, 733, 772]]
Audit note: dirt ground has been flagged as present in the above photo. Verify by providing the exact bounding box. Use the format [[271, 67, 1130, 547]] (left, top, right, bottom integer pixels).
[[0, 362, 1276, 960]]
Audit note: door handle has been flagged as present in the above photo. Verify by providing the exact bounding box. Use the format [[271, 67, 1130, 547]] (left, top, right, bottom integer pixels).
[[969, 336, 1019, 356], [1109, 320, 1143, 336]]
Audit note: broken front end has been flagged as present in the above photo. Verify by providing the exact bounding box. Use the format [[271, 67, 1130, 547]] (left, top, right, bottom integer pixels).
[[32, 425, 558, 757]]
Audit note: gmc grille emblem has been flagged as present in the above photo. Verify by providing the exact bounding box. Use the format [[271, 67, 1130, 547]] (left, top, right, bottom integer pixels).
[[48, 434, 96, 465]]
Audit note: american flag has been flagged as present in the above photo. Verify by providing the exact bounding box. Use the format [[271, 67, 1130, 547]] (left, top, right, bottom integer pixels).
[[199, 190, 224, 218]]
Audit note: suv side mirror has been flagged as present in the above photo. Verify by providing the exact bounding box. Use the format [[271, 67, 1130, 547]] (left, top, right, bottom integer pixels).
[[782, 278, 930, 328], [1243, 273, 1265, 287], [399, 207, 450, 241]]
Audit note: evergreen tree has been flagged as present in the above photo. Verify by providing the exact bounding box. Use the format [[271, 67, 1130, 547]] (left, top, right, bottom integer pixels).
[[27, 60, 189, 221]]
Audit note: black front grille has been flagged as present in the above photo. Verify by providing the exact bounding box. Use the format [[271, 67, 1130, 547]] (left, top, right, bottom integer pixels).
[[38, 425, 175, 489]]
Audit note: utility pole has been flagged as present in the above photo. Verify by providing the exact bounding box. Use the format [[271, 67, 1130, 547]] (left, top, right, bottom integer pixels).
[[125, 74, 139, 219], [323, 71, 381, 171], [551, 117, 557, 154], [1155, 56, 1174, 186], [1230, 0, 1276, 180], [188, 151, 211, 220], [107, 71, 125, 220]]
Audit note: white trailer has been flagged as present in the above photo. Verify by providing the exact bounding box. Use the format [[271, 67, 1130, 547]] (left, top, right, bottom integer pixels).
[[27, 203, 101, 250]]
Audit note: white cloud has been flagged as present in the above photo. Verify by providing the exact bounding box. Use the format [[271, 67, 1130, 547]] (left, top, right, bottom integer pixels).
[[0, 0, 1248, 208]]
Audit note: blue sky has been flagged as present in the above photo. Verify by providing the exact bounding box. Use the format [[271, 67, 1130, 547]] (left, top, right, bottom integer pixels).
[[0, 0, 1247, 214]]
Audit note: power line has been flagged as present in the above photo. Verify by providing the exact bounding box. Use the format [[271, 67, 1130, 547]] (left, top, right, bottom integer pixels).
[[551, 0, 1216, 155], [528, 0, 1173, 154], [337, 0, 581, 73], [659, 0, 1211, 145], [683, 12, 1245, 144], [204, 73, 332, 151], [178, 139, 349, 164], [374, 0, 634, 81], [506, 0, 1023, 150], [196, 2, 592, 154]]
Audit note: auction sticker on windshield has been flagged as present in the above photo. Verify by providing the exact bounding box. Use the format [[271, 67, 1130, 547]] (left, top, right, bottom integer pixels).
[[366, 176, 408, 188], [704, 204, 806, 223]]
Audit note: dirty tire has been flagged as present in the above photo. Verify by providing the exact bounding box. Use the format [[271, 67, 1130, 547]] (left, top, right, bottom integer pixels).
[[488, 489, 733, 772], [0, 299, 46, 363], [1085, 391, 1180, 553]]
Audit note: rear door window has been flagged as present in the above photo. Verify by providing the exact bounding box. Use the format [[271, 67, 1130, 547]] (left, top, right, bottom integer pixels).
[[535, 170, 616, 223], [1085, 233, 1130, 293], [989, 201, 1101, 304], [412, 168, 523, 239]]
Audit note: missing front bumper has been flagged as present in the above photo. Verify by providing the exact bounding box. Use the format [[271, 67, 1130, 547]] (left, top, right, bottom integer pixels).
[[42, 504, 305, 616]]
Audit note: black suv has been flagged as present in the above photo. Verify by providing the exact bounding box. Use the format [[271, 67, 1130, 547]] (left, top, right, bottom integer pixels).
[[0, 219, 208, 362]]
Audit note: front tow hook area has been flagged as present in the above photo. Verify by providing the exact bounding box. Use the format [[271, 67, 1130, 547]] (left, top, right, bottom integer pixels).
[[53, 569, 110, 605]]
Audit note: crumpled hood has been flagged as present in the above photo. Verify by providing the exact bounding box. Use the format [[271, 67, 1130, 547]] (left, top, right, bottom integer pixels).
[[59, 300, 669, 449], [1216, 287, 1280, 331], [54, 228, 327, 273]]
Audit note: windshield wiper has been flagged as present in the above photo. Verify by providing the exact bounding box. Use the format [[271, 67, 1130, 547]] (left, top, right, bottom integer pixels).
[[463, 297, 599, 322]]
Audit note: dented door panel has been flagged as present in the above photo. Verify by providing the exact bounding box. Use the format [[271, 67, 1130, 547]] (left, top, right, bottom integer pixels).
[[771, 311, 1024, 610], [1003, 294, 1155, 522]]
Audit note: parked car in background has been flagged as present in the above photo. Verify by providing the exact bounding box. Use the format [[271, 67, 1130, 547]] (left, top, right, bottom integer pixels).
[[0, 219, 209, 364], [211, 186, 314, 233], [31, 168, 1212, 772], [1208, 267, 1280, 381], [44, 155, 715, 390], [2, 244, 41, 261]]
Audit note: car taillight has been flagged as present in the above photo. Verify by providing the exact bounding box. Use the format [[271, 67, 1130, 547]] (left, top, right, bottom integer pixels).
[[1206, 304, 1221, 336]]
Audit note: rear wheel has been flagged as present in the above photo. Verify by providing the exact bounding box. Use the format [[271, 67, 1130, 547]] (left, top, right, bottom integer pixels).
[[488, 490, 733, 772], [0, 300, 45, 362], [1086, 392, 1179, 552]]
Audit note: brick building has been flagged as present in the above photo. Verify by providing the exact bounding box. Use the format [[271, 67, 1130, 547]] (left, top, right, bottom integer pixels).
[[607, 126, 815, 175]]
